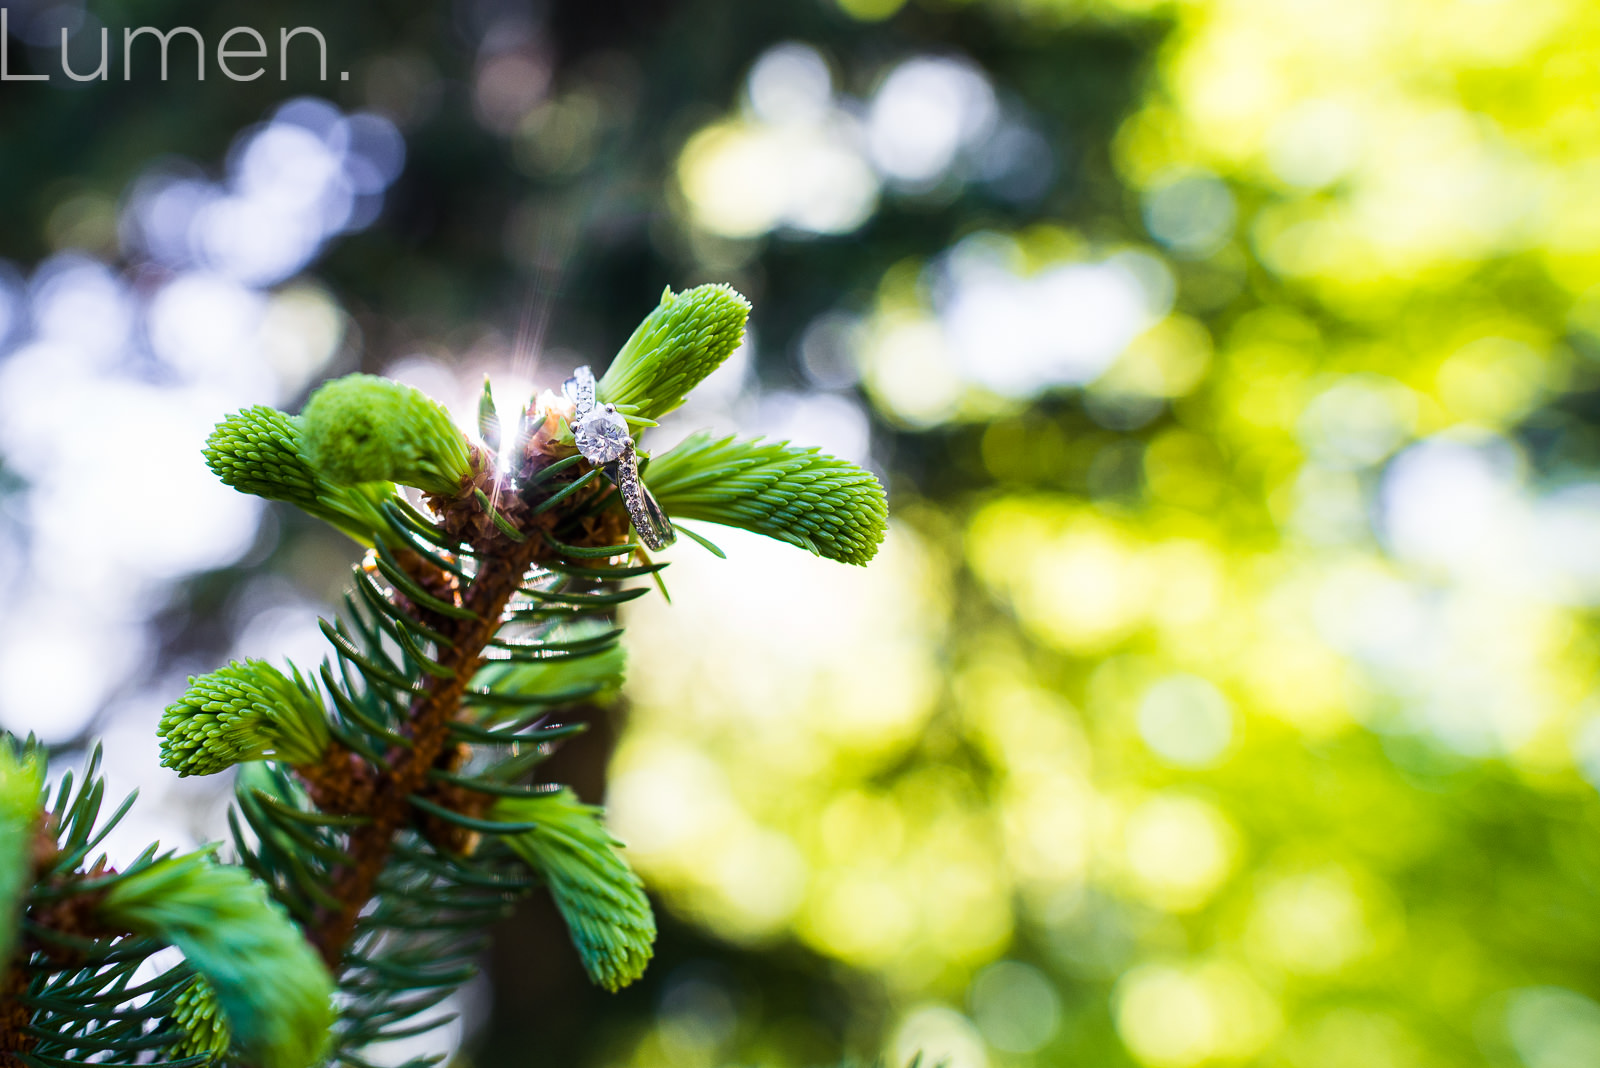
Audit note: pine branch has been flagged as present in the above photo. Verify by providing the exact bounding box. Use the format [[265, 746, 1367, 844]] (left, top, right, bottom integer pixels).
[[1, 282, 890, 1068]]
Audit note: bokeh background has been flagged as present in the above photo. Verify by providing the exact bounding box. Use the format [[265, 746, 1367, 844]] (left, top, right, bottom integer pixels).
[[5, 0, 1600, 1065]]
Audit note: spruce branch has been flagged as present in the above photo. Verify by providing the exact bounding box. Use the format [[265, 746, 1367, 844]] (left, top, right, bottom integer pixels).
[[597, 284, 750, 421], [1, 745, 288, 1068], [645, 432, 889, 565], [2, 283, 890, 1067], [297, 536, 566, 964]]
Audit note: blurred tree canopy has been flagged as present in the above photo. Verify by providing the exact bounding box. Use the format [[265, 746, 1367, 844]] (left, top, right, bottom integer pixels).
[[9, 0, 1600, 1066]]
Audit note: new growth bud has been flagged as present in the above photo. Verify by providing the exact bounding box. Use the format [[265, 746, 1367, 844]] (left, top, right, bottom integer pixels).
[[643, 432, 889, 566], [495, 789, 655, 993], [300, 374, 473, 497], [204, 405, 394, 546], [204, 406, 323, 512], [0, 738, 44, 971], [101, 852, 336, 1068], [597, 284, 750, 422], [168, 977, 230, 1064], [158, 660, 329, 776]]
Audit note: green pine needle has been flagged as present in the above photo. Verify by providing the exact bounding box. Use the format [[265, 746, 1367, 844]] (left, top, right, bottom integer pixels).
[[597, 284, 751, 421], [644, 432, 888, 566], [158, 661, 329, 776], [300, 373, 473, 497], [474, 643, 627, 719], [101, 851, 336, 1068], [0, 737, 43, 972], [167, 975, 232, 1065], [495, 789, 656, 992], [479, 374, 502, 452]]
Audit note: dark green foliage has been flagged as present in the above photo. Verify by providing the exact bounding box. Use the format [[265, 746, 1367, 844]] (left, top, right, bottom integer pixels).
[[473, 639, 627, 714], [158, 660, 330, 775], [102, 853, 336, 1068], [598, 285, 751, 421], [12, 747, 256, 1068], [231, 764, 538, 1060], [495, 790, 656, 992], [647, 432, 889, 565]]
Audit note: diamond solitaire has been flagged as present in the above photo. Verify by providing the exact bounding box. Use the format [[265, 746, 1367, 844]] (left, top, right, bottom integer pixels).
[[574, 404, 631, 464]]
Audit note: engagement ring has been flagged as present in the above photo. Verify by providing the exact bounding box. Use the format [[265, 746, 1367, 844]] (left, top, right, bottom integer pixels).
[[564, 366, 675, 552]]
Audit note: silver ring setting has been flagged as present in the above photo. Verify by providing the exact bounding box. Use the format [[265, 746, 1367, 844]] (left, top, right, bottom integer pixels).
[[563, 366, 675, 551]]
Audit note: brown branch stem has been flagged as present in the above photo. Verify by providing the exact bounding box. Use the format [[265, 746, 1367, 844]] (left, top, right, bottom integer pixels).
[[306, 538, 544, 966], [304, 463, 628, 970]]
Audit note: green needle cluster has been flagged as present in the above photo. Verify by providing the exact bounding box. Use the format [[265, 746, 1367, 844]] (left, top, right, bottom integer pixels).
[[167, 977, 230, 1065], [496, 789, 656, 992], [645, 432, 889, 566], [300, 373, 472, 496], [101, 852, 336, 1068], [203, 406, 323, 512], [204, 406, 392, 544], [598, 284, 751, 421], [158, 661, 329, 776]]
